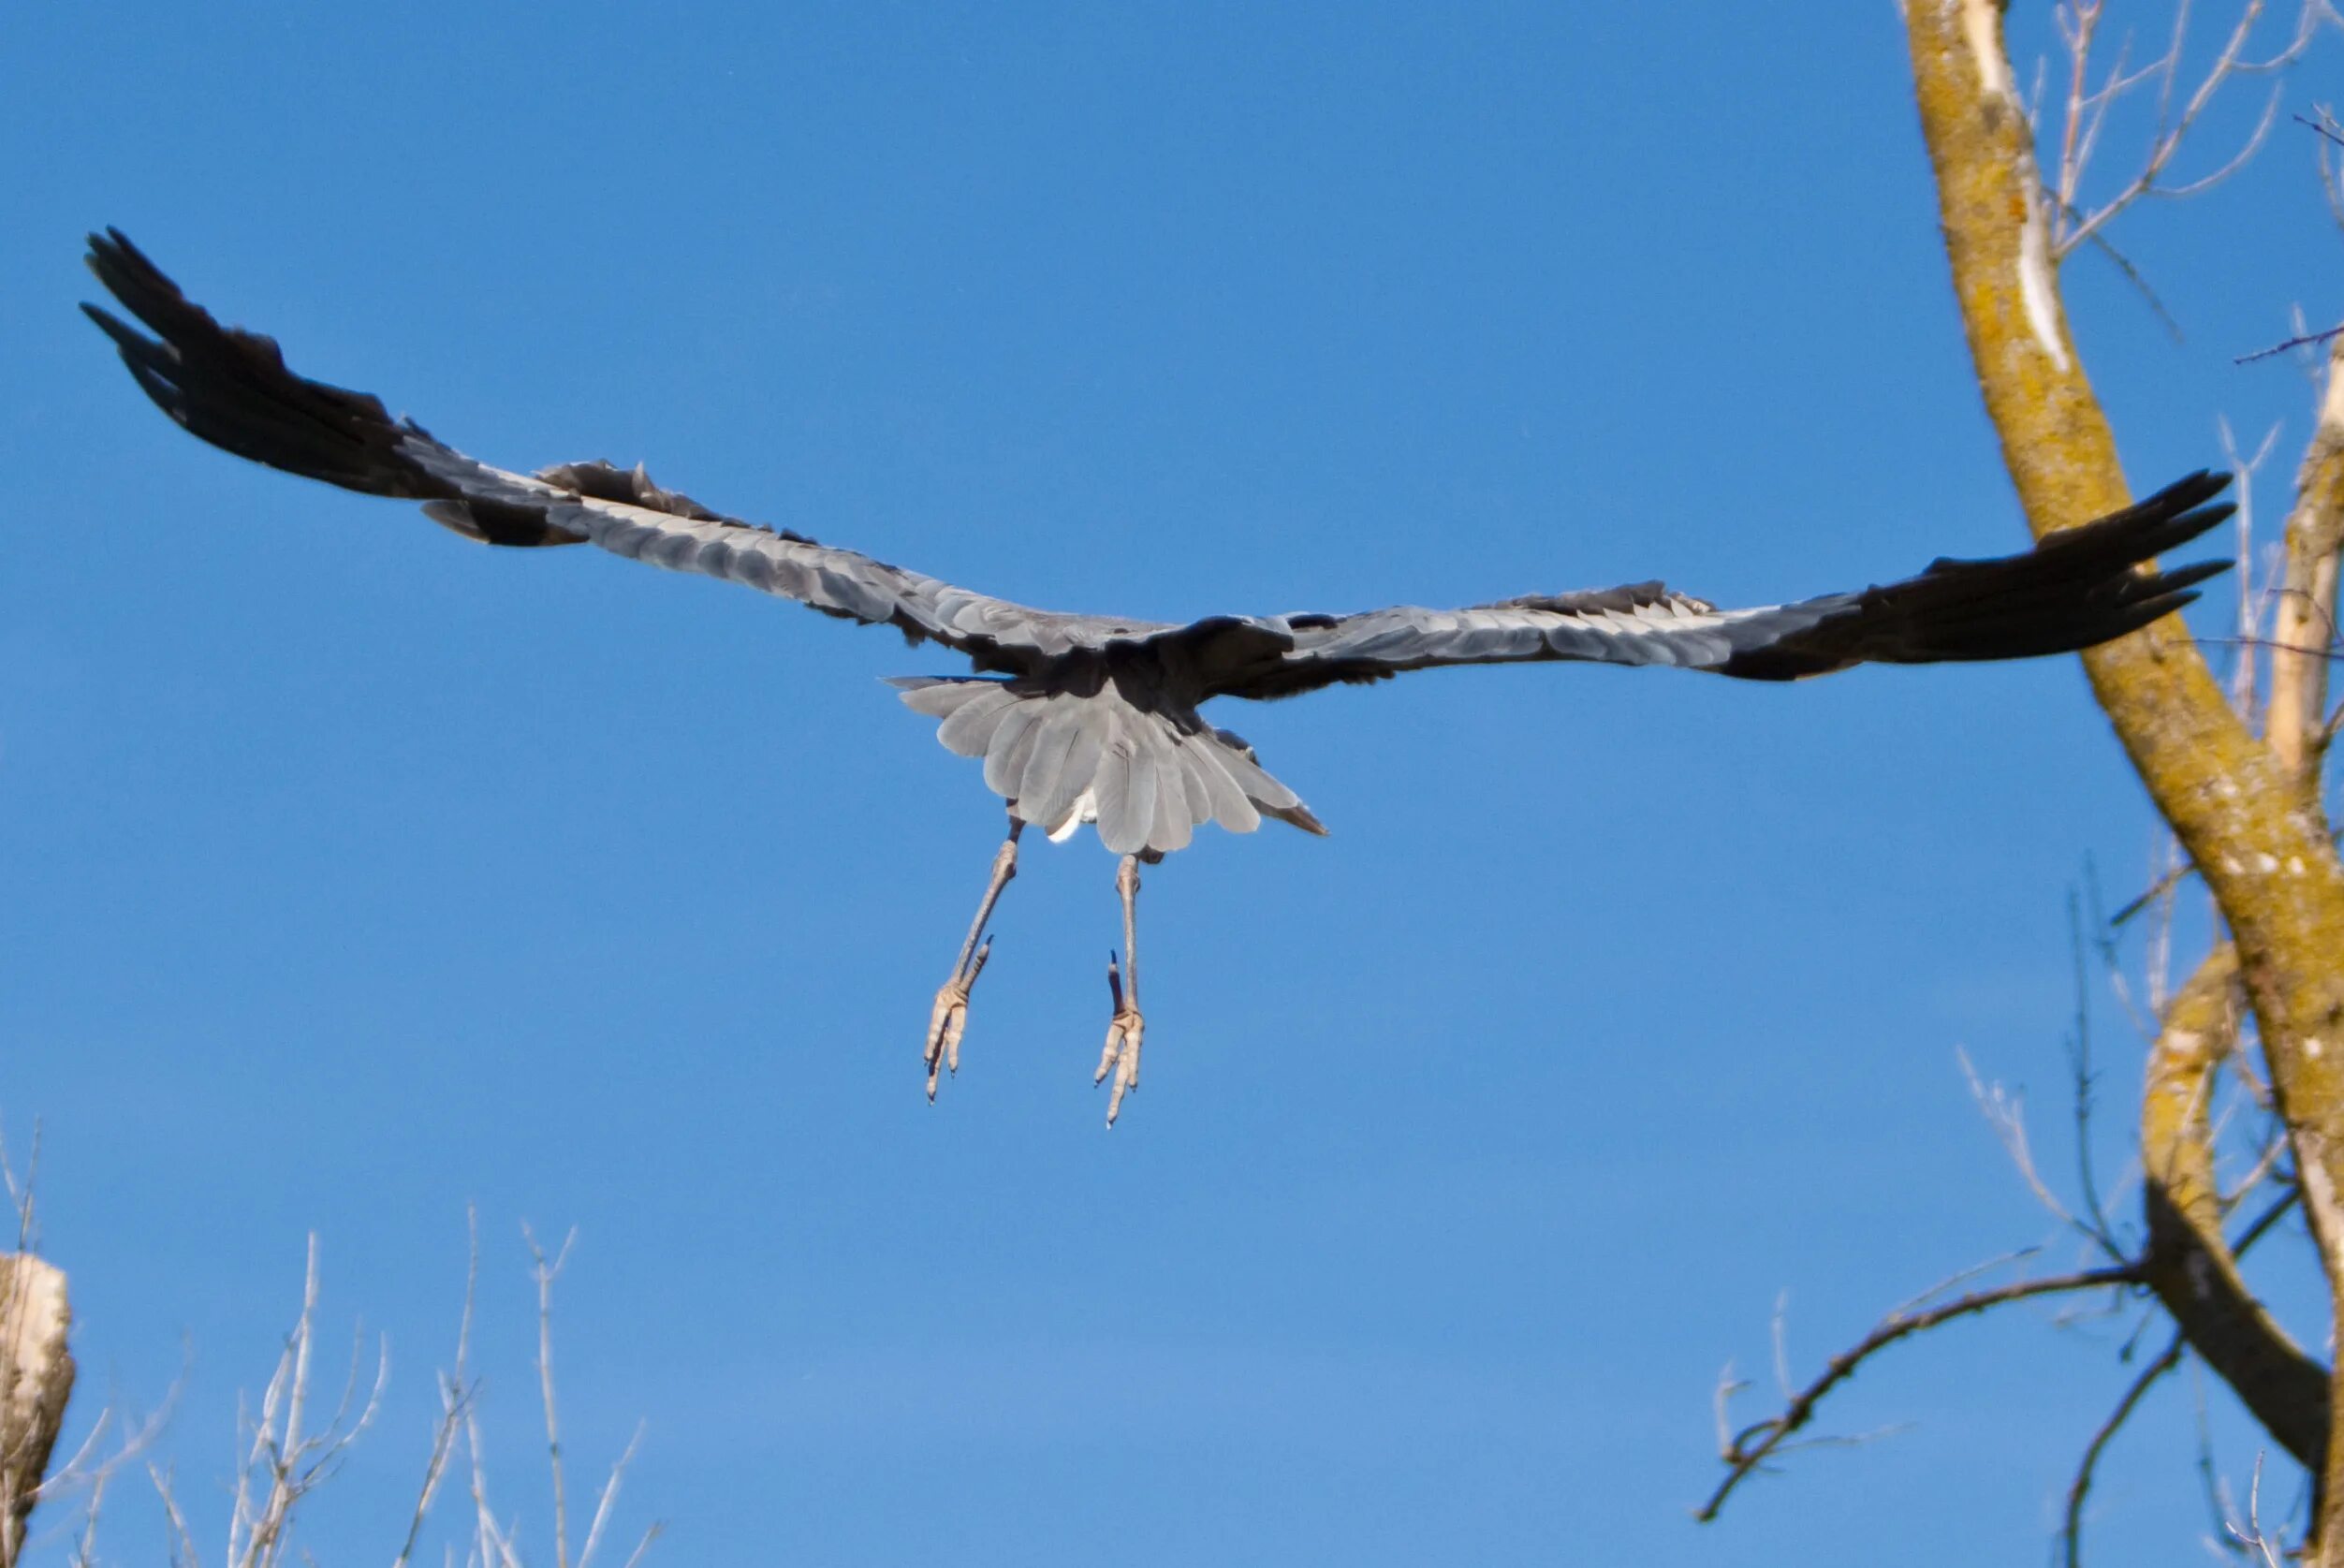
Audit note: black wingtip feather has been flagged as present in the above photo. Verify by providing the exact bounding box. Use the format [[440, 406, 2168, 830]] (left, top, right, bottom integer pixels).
[[1716, 472, 2237, 679], [81, 228, 459, 504]]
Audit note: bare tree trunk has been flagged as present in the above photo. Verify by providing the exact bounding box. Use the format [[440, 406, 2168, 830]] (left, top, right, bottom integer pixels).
[[1, 1254, 73, 1568], [1903, 0, 2344, 1552]]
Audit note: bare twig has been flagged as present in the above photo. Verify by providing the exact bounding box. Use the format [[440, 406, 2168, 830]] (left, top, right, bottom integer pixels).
[[149, 1462, 200, 1568], [524, 1224, 579, 1568], [575, 1422, 646, 1568], [392, 1219, 480, 1568], [2223, 1452, 2293, 1565], [618, 1523, 664, 1568], [2067, 891, 2125, 1254], [2217, 417, 2286, 725], [2238, 324, 2344, 364], [1695, 1264, 2140, 1522], [2050, 0, 2333, 259], [1957, 1048, 2091, 1238], [2062, 1330, 2185, 1568]]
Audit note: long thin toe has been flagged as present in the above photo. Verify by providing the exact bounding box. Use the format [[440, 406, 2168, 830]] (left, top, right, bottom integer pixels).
[[1099, 1009, 1143, 1124], [925, 978, 970, 1097], [1106, 1047, 1134, 1126]]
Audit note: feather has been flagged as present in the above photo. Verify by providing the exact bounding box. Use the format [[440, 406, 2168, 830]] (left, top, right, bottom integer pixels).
[[936, 685, 1019, 756], [1148, 741, 1193, 853], [891, 677, 1003, 720], [1208, 728, 1300, 811], [983, 700, 1048, 798], [1032, 708, 1109, 832], [1092, 717, 1137, 853], [1181, 739, 1258, 834], [1016, 703, 1084, 824]]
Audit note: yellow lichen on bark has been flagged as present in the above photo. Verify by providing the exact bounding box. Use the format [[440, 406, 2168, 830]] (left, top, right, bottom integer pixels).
[[2269, 340, 2344, 784], [1906, 0, 2344, 1531], [2140, 945, 2328, 1466]]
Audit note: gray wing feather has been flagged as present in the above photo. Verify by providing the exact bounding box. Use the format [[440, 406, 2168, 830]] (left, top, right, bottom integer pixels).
[[892, 677, 1004, 722]]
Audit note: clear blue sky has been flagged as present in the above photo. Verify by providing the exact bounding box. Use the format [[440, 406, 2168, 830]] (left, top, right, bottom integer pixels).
[[5, 3, 2339, 1562]]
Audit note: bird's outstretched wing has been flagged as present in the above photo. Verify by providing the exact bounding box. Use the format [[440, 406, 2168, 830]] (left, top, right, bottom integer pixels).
[[1183, 473, 2234, 699], [81, 229, 1174, 672], [85, 230, 2233, 712]]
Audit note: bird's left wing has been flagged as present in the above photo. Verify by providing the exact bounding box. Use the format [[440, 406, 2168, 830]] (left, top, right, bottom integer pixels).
[[81, 229, 1173, 669], [1191, 472, 2234, 698]]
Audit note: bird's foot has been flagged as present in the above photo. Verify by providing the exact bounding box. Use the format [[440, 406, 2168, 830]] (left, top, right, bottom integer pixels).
[[1094, 952, 1143, 1125], [924, 936, 991, 1101]]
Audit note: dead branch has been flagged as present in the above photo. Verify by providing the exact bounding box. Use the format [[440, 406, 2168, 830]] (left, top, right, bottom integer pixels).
[[392, 1218, 479, 1568], [2267, 337, 2344, 782], [1695, 1264, 2140, 1522], [223, 1237, 388, 1568], [2066, 1192, 2299, 1565], [2050, 0, 2333, 260], [2063, 1329, 2186, 1567], [524, 1224, 579, 1568]]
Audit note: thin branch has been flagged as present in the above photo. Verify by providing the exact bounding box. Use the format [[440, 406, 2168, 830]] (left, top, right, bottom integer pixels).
[[1885, 1247, 2044, 1319], [1957, 1047, 2094, 1240], [2223, 1453, 2293, 1565], [2067, 891, 2123, 1253], [392, 1219, 481, 1568], [2053, 0, 2334, 258], [523, 1224, 579, 1568], [1695, 1264, 2140, 1522], [2062, 1330, 2185, 1568], [575, 1422, 645, 1568], [618, 1523, 663, 1568], [2237, 324, 2344, 364], [149, 1463, 200, 1568]]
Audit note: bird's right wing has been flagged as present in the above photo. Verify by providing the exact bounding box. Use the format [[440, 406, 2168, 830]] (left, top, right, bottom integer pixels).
[[1194, 473, 2234, 697], [81, 229, 1175, 670]]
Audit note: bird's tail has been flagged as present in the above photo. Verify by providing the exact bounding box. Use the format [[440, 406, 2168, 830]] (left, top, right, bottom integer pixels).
[[892, 678, 1326, 855]]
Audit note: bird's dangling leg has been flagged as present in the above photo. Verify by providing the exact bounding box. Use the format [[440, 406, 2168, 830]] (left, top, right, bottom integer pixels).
[[1096, 852, 1150, 1125], [925, 815, 1022, 1101]]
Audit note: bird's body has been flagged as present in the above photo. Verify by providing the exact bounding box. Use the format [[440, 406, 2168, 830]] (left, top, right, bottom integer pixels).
[[81, 228, 2237, 1122]]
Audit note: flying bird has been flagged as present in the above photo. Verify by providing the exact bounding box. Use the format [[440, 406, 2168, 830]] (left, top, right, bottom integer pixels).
[[81, 229, 2234, 1124]]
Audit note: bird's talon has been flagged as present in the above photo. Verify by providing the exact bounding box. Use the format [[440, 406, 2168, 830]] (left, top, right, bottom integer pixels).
[[924, 974, 974, 1097], [1098, 1005, 1144, 1124]]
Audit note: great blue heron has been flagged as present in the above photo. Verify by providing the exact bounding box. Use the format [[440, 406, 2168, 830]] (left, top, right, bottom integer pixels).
[[82, 229, 2234, 1124]]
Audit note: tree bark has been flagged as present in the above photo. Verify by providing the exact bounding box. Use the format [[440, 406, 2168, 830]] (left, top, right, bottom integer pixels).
[[0, 1254, 72, 1568]]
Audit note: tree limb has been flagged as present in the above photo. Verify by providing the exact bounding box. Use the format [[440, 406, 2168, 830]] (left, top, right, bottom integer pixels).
[[2266, 339, 2344, 784], [2140, 945, 2331, 1467], [2063, 1329, 2185, 1568], [1695, 1264, 2140, 1522]]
